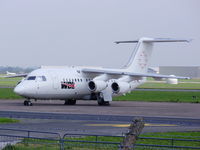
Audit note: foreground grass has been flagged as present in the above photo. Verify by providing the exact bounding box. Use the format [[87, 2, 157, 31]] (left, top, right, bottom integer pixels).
[[114, 91, 200, 103], [3, 131, 200, 150], [0, 117, 19, 123]]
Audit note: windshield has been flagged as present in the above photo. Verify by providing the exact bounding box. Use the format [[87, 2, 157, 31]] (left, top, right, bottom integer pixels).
[[27, 76, 36, 80], [26, 76, 47, 81], [37, 76, 47, 81]]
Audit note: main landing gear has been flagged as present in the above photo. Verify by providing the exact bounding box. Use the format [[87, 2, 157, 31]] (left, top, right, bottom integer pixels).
[[98, 98, 110, 106], [24, 99, 33, 106], [64, 99, 77, 105], [97, 93, 110, 106]]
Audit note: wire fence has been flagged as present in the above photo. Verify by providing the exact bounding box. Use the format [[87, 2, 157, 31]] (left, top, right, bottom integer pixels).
[[0, 128, 200, 150]]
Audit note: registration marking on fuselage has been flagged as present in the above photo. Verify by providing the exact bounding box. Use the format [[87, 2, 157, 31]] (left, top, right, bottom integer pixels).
[[85, 123, 178, 127]]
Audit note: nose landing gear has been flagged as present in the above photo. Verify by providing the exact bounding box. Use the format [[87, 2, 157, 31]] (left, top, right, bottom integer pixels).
[[24, 99, 33, 106]]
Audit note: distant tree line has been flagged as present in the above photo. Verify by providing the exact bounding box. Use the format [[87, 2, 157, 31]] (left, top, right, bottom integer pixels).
[[0, 66, 38, 74]]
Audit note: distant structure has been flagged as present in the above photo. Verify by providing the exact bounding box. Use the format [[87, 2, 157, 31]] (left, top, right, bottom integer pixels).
[[159, 66, 200, 78]]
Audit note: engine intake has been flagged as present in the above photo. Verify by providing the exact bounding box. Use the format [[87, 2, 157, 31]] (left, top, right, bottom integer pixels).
[[111, 81, 131, 94], [88, 80, 107, 92]]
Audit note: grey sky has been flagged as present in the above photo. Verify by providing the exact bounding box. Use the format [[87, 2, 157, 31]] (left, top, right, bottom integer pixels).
[[0, 0, 199, 68]]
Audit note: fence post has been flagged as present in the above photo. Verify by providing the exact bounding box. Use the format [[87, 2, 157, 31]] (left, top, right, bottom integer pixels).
[[120, 117, 145, 150], [171, 138, 174, 149], [60, 138, 64, 150]]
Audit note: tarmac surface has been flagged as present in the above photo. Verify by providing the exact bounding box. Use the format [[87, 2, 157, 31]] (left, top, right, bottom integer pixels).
[[0, 100, 200, 135]]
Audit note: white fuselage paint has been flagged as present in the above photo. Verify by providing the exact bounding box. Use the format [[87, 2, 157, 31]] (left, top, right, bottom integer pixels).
[[14, 66, 144, 100]]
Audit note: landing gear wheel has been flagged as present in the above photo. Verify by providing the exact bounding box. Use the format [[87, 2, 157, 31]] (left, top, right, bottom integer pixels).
[[24, 100, 33, 106], [97, 98, 110, 106], [97, 92, 110, 106], [64, 99, 76, 105]]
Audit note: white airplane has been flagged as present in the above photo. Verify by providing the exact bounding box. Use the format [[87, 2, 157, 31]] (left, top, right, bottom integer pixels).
[[12, 37, 190, 106], [6, 71, 16, 75]]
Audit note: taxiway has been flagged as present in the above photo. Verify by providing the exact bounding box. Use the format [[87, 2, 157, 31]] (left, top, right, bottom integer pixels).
[[0, 100, 199, 135]]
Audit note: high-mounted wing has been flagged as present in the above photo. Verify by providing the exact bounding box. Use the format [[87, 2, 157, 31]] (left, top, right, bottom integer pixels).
[[82, 68, 190, 79]]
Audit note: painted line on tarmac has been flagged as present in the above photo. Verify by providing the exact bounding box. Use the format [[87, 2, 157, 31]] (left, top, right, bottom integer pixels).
[[85, 123, 178, 128]]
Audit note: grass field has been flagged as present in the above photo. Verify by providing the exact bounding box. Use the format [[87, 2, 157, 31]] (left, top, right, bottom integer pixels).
[[0, 88, 22, 99], [0, 117, 19, 123], [139, 81, 200, 89], [0, 76, 22, 87], [114, 91, 200, 103]]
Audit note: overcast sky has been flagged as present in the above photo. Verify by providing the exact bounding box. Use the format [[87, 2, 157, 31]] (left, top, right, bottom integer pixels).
[[0, 0, 199, 68]]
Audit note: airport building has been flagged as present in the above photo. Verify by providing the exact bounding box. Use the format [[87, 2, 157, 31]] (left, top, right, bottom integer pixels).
[[159, 66, 200, 78]]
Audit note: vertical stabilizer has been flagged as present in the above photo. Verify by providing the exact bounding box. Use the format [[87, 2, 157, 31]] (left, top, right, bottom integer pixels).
[[115, 37, 190, 73]]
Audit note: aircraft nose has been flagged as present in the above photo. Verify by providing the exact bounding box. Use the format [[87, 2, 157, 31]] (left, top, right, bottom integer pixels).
[[14, 85, 25, 96]]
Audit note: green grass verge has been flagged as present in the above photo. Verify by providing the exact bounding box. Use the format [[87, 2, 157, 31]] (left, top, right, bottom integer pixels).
[[113, 91, 200, 103], [0, 117, 19, 123], [0, 88, 22, 99], [138, 82, 200, 89], [138, 131, 200, 148], [0, 77, 22, 87]]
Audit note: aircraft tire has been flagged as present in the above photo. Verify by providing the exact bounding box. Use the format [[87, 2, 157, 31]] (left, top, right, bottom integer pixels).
[[97, 99, 110, 106], [64, 100, 76, 105], [24, 100, 33, 106], [27, 101, 33, 106]]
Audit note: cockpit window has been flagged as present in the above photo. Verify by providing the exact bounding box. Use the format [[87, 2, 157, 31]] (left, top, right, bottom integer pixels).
[[37, 76, 47, 82], [42, 76, 47, 81], [26, 76, 46, 81], [27, 76, 36, 80]]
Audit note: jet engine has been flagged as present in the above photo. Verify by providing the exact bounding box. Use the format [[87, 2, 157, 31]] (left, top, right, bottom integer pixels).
[[88, 80, 107, 92], [111, 81, 131, 94], [166, 78, 178, 84], [166, 75, 178, 84]]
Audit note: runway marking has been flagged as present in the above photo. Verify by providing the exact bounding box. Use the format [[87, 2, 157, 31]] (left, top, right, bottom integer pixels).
[[85, 123, 178, 127]]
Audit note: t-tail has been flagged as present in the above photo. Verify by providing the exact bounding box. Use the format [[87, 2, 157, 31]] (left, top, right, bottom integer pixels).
[[115, 37, 191, 73]]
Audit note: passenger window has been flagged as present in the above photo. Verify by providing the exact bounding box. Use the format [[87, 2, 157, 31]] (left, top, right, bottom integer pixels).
[[27, 76, 36, 80]]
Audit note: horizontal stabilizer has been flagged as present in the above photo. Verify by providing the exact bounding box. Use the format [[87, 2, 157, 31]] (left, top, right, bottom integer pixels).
[[115, 38, 191, 44]]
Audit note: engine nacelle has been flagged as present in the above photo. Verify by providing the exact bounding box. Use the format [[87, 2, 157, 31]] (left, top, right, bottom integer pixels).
[[166, 75, 178, 84], [88, 80, 107, 92], [166, 78, 178, 84], [111, 81, 131, 94]]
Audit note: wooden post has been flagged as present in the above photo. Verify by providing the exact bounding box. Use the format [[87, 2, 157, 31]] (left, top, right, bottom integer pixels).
[[120, 117, 145, 150]]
